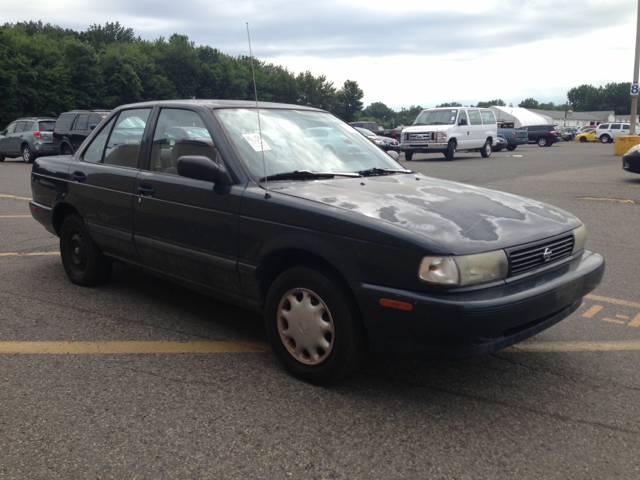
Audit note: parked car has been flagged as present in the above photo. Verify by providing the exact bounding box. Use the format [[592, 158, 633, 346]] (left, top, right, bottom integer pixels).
[[491, 134, 508, 152], [526, 125, 558, 147], [349, 121, 401, 139], [0, 117, 57, 163], [497, 122, 528, 151], [595, 123, 632, 144], [401, 107, 498, 161], [354, 127, 401, 152], [560, 127, 579, 141], [53, 110, 110, 155], [578, 125, 597, 133], [622, 144, 640, 174], [29, 99, 604, 384], [575, 129, 598, 142]]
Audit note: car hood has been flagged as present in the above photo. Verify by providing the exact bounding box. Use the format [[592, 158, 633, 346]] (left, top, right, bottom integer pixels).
[[403, 125, 451, 133], [275, 174, 580, 255]]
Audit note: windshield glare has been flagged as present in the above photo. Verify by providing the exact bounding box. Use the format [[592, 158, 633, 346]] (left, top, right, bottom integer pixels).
[[414, 109, 458, 125], [215, 109, 401, 178]]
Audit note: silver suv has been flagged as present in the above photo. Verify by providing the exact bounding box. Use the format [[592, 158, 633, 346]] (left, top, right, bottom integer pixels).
[[0, 117, 57, 163], [595, 123, 632, 144]]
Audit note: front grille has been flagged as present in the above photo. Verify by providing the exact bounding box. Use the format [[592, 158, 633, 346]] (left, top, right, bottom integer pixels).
[[507, 233, 574, 276], [406, 132, 436, 142]]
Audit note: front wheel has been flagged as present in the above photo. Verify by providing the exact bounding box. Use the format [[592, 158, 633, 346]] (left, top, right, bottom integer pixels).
[[60, 215, 112, 286], [62, 144, 73, 155], [580, 137, 587, 143], [480, 139, 492, 158], [537, 137, 548, 147], [404, 152, 413, 161], [445, 141, 456, 160], [265, 266, 367, 384], [506, 145, 516, 151], [0, 151, 5, 162], [22, 145, 34, 163], [600, 135, 610, 144]]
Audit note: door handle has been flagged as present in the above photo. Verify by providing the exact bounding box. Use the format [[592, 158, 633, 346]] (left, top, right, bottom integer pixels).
[[72, 171, 86, 183], [138, 184, 156, 197]]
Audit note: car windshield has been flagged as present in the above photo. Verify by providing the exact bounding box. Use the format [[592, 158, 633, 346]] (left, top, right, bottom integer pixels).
[[355, 127, 375, 136], [38, 121, 56, 131], [413, 109, 458, 125], [215, 108, 401, 179]]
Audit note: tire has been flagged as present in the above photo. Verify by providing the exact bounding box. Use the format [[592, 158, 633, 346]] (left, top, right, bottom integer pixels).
[[580, 137, 587, 143], [404, 152, 413, 161], [444, 140, 456, 160], [0, 151, 5, 162], [62, 144, 73, 155], [537, 137, 548, 147], [480, 139, 492, 158], [264, 265, 367, 384], [506, 145, 516, 151], [60, 214, 112, 286], [22, 144, 34, 163], [600, 135, 610, 144]]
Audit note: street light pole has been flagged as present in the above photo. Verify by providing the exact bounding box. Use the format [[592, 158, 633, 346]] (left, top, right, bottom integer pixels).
[[630, 0, 640, 135]]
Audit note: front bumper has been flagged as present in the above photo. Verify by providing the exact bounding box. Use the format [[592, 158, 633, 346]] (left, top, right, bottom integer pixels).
[[401, 143, 447, 153], [622, 152, 640, 174], [352, 250, 605, 358]]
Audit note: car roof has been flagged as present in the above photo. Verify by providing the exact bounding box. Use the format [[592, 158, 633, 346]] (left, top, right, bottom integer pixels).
[[112, 99, 325, 112]]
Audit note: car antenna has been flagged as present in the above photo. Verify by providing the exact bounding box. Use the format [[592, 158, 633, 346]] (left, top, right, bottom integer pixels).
[[246, 23, 270, 199]]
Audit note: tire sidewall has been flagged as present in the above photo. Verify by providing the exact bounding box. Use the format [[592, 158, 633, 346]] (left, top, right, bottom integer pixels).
[[538, 137, 547, 147], [60, 214, 111, 286], [264, 266, 366, 384], [480, 139, 491, 158], [22, 145, 33, 163]]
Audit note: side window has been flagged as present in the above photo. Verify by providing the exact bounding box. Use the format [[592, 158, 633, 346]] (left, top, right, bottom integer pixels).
[[150, 108, 216, 174], [458, 110, 468, 125], [610, 124, 621, 130], [480, 110, 496, 124], [103, 109, 151, 168], [14, 121, 27, 133], [5, 123, 17, 134], [468, 110, 482, 125], [599, 124, 609, 129], [623, 124, 630, 130], [83, 116, 116, 163], [88, 113, 105, 127], [74, 114, 89, 131], [25, 121, 35, 131]]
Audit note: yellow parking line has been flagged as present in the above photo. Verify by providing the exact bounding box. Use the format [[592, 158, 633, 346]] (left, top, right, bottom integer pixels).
[[0, 341, 271, 354], [0, 252, 59, 257], [0, 215, 31, 218], [580, 197, 635, 204], [504, 341, 640, 352], [0, 194, 31, 201], [585, 294, 640, 310]]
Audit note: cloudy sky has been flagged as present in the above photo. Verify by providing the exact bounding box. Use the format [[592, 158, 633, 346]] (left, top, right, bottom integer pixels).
[[2, 0, 638, 109]]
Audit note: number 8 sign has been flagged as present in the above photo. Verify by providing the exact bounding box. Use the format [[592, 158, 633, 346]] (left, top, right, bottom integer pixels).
[[632, 83, 640, 96]]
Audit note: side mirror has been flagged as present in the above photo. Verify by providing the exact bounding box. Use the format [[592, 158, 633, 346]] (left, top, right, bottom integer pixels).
[[177, 155, 232, 185], [89, 124, 98, 131], [458, 119, 468, 126], [386, 150, 399, 161]]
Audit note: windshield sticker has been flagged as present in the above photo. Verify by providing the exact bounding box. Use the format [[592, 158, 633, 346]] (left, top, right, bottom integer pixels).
[[242, 133, 272, 152]]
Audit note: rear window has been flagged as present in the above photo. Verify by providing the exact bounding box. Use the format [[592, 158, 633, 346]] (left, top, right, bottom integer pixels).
[[14, 121, 27, 133], [88, 113, 107, 126], [38, 121, 56, 131], [24, 121, 35, 131], [480, 110, 496, 124], [610, 124, 621, 130], [54, 113, 78, 133], [74, 114, 89, 131], [623, 124, 630, 129]]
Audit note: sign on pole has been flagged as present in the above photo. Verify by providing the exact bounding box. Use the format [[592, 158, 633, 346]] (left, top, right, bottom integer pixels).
[[632, 83, 640, 97]]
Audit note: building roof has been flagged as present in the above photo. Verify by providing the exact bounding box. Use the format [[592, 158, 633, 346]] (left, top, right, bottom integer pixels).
[[489, 107, 549, 127], [526, 109, 615, 121]]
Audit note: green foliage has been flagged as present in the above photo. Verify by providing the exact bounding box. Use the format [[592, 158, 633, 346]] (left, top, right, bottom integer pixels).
[[476, 99, 505, 108], [0, 22, 365, 127], [518, 98, 539, 108], [567, 83, 631, 114], [436, 102, 462, 107]]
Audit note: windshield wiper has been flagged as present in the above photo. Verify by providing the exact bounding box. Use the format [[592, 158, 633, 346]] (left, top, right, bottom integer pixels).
[[356, 167, 412, 177], [259, 170, 362, 182]]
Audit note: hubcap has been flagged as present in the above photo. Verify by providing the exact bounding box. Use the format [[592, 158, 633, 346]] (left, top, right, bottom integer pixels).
[[23, 149, 30, 161], [276, 288, 335, 365]]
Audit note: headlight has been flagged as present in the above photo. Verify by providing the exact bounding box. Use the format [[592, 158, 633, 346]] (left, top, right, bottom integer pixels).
[[572, 224, 586, 254], [419, 250, 508, 286], [437, 132, 447, 141], [374, 140, 386, 145]]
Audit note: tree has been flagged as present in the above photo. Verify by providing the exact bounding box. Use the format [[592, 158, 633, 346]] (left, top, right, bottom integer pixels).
[[518, 98, 539, 108], [362, 102, 395, 122], [335, 80, 363, 122], [436, 102, 462, 107], [566, 85, 600, 111], [476, 99, 505, 108]]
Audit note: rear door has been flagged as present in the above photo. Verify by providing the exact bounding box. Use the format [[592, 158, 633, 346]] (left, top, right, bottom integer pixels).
[[467, 110, 484, 147], [70, 114, 90, 152], [132, 106, 244, 295], [68, 108, 152, 262]]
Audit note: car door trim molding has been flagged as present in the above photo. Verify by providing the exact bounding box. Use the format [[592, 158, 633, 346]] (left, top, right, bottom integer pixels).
[[134, 235, 237, 271]]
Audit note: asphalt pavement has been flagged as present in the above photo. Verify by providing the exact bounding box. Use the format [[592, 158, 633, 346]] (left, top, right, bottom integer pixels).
[[1, 141, 639, 479]]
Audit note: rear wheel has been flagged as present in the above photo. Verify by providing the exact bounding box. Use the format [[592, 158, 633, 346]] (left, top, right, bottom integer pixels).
[[60, 215, 112, 286], [404, 152, 413, 161], [600, 135, 611, 144], [444, 140, 456, 160], [580, 136, 587, 143], [0, 151, 5, 162], [22, 145, 34, 163], [480, 139, 492, 158], [62, 144, 73, 155], [506, 145, 516, 151], [537, 137, 548, 147], [265, 266, 367, 384]]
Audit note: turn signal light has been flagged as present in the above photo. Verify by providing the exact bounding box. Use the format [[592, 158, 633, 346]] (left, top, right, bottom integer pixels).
[[379, 298, 413, 311]]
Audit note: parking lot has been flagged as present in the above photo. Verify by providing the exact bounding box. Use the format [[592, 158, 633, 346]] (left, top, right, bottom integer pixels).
[[1, 141, 640, 478]]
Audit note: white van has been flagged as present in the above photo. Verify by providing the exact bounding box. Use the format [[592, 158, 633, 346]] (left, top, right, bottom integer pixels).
[[400, 107, 497, 161]]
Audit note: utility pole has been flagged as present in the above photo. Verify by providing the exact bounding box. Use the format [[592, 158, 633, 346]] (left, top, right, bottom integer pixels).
[[631, 0, 640, 135]]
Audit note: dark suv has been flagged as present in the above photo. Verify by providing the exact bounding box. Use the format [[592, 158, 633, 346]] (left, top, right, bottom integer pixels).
[[0, 117, 57, 163], [526, 125, 558, 147], [53, 110, 110, 155]]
